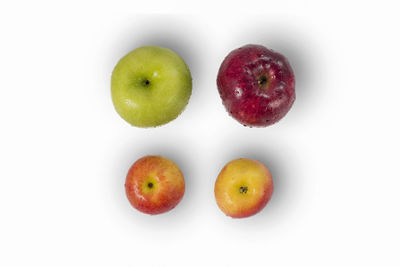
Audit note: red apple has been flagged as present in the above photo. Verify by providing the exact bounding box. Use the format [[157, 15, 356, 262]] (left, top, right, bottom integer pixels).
[[125, 155, 185, 215], [217, 44, 295, 127], [214, 158, 273, 218]]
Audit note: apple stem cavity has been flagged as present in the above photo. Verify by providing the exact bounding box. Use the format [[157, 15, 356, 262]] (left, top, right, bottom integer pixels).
[[142, 79, 150, 86], [258, 75, 268, 88], [239, 186, 248, 194], [147, 182, 153, 188]]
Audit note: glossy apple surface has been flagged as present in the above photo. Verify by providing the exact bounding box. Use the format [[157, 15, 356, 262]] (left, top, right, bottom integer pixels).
[[214, 158, 273, 218], [217, 44, 295, 127], [111, 46, 192, 127], [125, 155, 185, 215]]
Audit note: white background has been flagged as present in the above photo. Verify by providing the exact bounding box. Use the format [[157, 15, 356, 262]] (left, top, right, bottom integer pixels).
[[1, 1, 399, 266]]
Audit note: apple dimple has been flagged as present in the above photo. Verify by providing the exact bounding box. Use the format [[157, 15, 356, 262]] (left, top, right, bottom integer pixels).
[[138, 77, 152, 88], [239, 186, 248, 194], [257, 74, 269, 89]]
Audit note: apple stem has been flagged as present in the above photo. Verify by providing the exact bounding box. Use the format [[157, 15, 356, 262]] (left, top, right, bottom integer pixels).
[[258, 75, 268, 87], [142, 79, 150, 86], [239, 186, 248, 194], [147, 182, 153, 188]]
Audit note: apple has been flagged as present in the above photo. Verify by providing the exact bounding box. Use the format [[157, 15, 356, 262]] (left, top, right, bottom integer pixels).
[[214, 158, 273, 218], [125, 155, 185, 215], [217, 44, 295, 127], [111, 46, 192, 127]]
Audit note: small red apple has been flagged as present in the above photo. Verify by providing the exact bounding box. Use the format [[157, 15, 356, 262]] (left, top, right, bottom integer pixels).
[[125, 155, 185, 215], [214, 158, 273, 218], [217, 44, 295, 127]]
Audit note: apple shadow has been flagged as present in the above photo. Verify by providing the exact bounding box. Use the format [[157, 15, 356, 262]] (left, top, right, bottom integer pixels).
[[214, 132, 303, 229], [109, 131, 200, 231]]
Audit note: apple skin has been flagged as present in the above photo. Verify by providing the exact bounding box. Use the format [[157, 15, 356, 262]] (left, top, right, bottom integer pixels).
[[217, 44, 295, 127], [125, 155, 185, 215], [214, 158, 273, 218], [111, 46, 192, 127]]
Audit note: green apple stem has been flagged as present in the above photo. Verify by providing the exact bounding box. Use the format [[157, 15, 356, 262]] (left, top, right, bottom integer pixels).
[[142, 79, 150, 86]]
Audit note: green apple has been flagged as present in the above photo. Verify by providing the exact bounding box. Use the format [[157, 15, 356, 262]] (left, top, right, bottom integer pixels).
[[111, 46, 192, 127]]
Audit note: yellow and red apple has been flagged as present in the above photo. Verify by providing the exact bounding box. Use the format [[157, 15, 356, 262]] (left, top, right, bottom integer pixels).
[[125, 155, 185, 215], [214, 158, 273, 218]]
